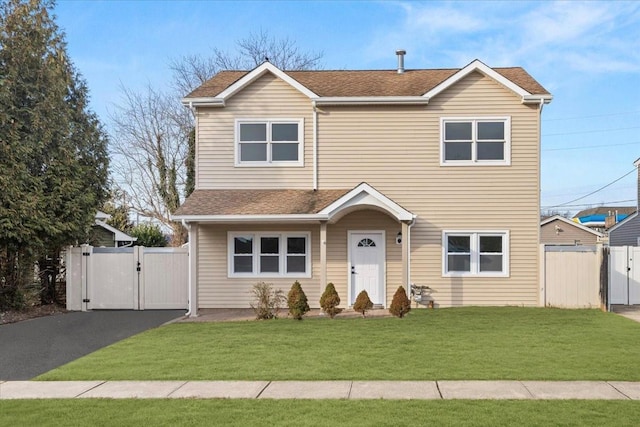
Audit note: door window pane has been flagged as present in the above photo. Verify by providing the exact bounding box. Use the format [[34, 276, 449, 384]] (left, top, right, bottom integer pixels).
[[240, 143, 267, 161], [272, 143, 299, 161], [444, 142, 472, 160], [240, 123, 266, 141], [272, 123, 298, 141], [445, 122, 472, 140]]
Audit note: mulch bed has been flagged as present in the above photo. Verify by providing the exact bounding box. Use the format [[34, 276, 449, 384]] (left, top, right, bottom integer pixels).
[[0, 303, 67, 325]]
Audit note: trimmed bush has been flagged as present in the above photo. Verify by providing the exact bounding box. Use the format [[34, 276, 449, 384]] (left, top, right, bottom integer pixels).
[[319, 282, 342, 319], [249, 282, 285, 320], [353, 290, 373, 318], [287, 281, 310, 320], [389, 286, 411, 318]]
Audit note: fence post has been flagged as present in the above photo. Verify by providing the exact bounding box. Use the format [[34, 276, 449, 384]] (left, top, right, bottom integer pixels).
[[136, 246, 143, 310], [80, 244, 93, 312], [539, 244, 546, 307]]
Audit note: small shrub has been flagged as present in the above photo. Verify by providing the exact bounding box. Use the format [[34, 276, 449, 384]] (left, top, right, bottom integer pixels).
[[250, 282, 285, 320], [389, 286, 411, 318], [287, 281, 310, 320], [353, 290, 373, 318], [320, 282, 342, 318]]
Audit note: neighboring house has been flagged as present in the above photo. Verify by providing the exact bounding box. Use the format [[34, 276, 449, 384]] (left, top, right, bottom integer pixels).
[[173, 54, 552, 314], [572, 206, 635, 233], [609, 158, 640, 246], [540, 215, 603, 245], [92, 211, 137, 247]]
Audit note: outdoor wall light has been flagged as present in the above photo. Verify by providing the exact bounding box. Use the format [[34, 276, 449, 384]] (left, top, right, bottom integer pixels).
[[396, 231, 402, 244]]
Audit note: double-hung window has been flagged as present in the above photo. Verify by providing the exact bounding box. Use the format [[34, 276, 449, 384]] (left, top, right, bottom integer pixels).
[[236, 119, 303, 166], [441, 117, 510, 165], [443, 231, 509, 276], [228, 232, 311, 278]]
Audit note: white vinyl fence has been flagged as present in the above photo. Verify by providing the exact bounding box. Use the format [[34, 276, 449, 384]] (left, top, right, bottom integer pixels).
[[609, 246, 640, 305], [539, 245, 604, 309], [66, 245, 188, 311]]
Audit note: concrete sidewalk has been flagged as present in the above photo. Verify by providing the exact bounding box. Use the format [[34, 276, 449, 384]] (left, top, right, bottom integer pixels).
[[1, 380, 639, 400]]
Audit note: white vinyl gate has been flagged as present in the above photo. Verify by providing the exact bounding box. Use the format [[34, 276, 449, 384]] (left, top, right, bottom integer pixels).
[[609, 246, 640, 305], [66, 245, 188, 311]]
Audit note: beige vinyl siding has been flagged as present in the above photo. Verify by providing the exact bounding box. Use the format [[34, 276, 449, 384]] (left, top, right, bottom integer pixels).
[[196, 73, 314, 189], [316, 72, 540, 306], [540, 219, 599, 245], [197, 224, 321, 308], [610, 215, 640, 246], [195, 70, 543, 307]]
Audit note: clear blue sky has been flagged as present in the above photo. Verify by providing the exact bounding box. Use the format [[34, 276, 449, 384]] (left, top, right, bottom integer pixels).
[[53, 0, 640, 214]]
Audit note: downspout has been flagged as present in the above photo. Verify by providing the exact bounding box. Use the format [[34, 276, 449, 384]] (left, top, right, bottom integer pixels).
[[182, 219, 194, 317], [407, 217, 416, 287], [312, 101, 318, 190]]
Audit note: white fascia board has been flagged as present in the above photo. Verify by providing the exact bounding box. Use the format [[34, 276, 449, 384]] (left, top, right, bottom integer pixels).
[[608, 212, 638, 233], [216, 62, 318, 101], [423, 59, 531, 101], [314, 96, 430, 106], [523, 94, 553, 104], [181, 97, 225, 107], [171, 214, 327, 223], [319, 182, 415, 222], [633, 158, 640, 167], [541, 215, 604, 237]]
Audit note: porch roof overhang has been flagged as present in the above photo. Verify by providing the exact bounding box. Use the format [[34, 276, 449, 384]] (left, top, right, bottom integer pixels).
[[172, 183, 416, 224]]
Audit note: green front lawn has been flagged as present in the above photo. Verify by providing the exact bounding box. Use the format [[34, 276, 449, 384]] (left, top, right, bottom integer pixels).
[[38, 307, 640, 381], [2, 400, 640, 427]]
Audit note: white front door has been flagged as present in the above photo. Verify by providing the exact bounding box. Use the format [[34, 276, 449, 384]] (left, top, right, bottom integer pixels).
[[350, 231, 385, 306]]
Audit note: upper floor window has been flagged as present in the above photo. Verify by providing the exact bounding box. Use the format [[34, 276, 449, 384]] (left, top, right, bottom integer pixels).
[[440, 117, 511, 166], [236, 119, 304, 167]]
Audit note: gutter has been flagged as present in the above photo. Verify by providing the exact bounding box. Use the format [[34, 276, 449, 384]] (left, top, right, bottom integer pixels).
[[314, 96, 430, 106]]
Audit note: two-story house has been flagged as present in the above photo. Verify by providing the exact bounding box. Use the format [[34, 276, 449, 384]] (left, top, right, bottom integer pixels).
[[173, 53, 552, 316]]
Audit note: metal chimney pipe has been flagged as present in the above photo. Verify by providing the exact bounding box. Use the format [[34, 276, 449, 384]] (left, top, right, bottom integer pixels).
[[396, 50, 406, 74]]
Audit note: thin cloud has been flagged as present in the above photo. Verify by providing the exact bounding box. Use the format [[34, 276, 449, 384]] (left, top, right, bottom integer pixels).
[[365, 1, 640, 74]]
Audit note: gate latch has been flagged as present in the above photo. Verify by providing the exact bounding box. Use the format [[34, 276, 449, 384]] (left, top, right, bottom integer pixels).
[[136, 261, 141, 272]]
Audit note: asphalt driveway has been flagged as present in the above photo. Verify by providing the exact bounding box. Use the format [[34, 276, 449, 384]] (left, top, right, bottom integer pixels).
[[0, 310, 184, 380]]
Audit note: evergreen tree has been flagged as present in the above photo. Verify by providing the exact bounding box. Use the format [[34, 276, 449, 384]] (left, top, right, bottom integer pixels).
[[0, 0, 109, 307]]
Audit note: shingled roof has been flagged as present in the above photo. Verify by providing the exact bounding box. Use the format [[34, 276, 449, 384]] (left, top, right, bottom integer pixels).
[[186, 67, 549, 99], [173, 189, 350, 217]]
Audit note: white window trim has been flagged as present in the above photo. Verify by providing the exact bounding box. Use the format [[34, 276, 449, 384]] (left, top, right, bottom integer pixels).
[[235, 118, 304, 167], [227, 231, 311, 278], [440, 117, 511, 166], [442, 230, 510, 277]]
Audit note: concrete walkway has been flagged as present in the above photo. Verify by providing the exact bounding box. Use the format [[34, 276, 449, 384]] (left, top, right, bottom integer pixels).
[[1, 380, 639, 400]]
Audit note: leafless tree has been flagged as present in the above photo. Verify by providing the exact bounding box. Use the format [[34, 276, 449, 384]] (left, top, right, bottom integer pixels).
[[170, 29, 323, 95], [111, 31, 322, 246], [109, 83, 191, 245]]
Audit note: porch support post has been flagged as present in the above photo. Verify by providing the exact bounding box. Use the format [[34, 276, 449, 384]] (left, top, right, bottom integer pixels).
[[320, 221, 328, 292], [401, 221, 410, 289], [188, 222, 199, 317]]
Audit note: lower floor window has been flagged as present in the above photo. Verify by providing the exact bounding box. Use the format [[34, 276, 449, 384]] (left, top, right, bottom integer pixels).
[[443, 231, 509, 276], [228, 232, 310, 277]]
